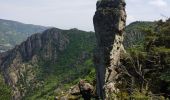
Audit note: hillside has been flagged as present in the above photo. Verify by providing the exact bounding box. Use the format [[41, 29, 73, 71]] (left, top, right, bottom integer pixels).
[[0, 19, 159, 99], [118, 19, 170, 99], [124, 21, 156, 47], [0, 19, 48, 52], [0, 72, 11, 100], [0, 28, 96, 99]]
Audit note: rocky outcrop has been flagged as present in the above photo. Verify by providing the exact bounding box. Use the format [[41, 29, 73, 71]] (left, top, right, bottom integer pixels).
[[0, 28, 69, 100], [93, 0, 126, 99], [56, 80, 95, 100]]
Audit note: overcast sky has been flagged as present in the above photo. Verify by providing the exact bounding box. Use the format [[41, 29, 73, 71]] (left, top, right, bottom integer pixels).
[[0, 0, 170, 31]]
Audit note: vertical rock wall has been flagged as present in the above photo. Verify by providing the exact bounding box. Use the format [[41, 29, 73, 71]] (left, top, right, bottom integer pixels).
[[93, 0, 126, 99]]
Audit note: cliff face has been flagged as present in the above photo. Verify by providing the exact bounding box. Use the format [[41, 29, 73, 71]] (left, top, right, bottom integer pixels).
[[93, 0, 126, 99], [0, 28, 69, 100]]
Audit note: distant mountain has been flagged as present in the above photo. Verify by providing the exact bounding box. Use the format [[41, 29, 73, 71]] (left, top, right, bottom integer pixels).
[[124, 21, 156, 47], [0, 19, 49, 52]]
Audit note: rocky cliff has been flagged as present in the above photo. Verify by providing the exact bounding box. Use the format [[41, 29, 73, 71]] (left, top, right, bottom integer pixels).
[[0, 28, 96, 100], [0, 28, 69, 99], [93, 0, 126, 99]]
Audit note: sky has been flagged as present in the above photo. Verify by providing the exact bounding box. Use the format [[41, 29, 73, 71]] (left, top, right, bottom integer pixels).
[[0, 0, 170, 31]]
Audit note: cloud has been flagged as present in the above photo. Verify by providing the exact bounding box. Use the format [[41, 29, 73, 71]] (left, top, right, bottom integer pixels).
[[149, 0, 168, 8]]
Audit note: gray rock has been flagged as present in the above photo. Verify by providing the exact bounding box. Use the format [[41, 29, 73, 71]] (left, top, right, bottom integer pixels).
[[93, 0, 126, 99]]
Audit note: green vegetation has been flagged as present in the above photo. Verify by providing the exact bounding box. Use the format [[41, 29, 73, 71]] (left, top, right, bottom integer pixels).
[[126, 21, 155, 32], [124, 21, 156, 47], [0, 19, 48, 52], [1, 18, 170, 99], [119, 18, 170, 99], [23, 29, 96, 99], [0, 73, 11, 100]]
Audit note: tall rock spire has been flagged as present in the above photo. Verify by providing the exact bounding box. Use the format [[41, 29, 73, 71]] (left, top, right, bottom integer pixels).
[[93, 0, 126, 99]]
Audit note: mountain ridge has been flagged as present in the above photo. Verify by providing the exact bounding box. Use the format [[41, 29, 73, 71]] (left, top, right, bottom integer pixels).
[[0, 27, 96, 99]]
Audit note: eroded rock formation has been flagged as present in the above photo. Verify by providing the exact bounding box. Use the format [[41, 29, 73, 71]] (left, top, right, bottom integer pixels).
[[93, 0, 126, 99]]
